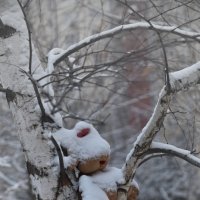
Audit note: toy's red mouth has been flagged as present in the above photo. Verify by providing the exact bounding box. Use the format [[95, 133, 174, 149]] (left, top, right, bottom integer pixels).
[[100, 160, 106, 165]]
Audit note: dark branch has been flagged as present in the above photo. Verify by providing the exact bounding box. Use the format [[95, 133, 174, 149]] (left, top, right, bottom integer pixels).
[[17, 0, 33, 75], [51, 136, 72, 187]]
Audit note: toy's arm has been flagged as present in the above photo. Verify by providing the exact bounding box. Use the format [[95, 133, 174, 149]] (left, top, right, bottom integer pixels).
[[63, 156, 78, 170]]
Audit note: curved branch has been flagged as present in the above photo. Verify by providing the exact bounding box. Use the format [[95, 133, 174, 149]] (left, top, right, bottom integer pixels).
[[157, 32, 171, 92], [149, 142, 200, 168], [170, 61, 200, 92], [122, 61, 200, 182], [122, 86, 170, 182], [138, 153, 168, 167], [51, 136, 72, 187], [54, 21, 200, 65]]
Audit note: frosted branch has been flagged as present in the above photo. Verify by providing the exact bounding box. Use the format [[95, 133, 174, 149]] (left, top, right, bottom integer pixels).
[[170, 61, 200, 92], [54, 21, 200, 65], [122, 61, 200, 182], [150, 142, 200, 168], [122, 87, 170, 181]]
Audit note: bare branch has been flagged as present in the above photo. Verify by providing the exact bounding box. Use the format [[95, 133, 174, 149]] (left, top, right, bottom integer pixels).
[[17, 0, 33, 75], [157, 32, 171, 92], [54, 21, 200, 65], [138, 153, 168, 167], [19, 69, 49, 124]]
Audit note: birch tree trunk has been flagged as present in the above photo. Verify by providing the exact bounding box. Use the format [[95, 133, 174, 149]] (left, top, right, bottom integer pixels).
[[0, 1, 77, 200]]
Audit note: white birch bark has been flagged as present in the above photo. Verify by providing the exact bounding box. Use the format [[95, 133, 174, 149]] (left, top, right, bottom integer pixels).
[[0, 2, 76, 200]]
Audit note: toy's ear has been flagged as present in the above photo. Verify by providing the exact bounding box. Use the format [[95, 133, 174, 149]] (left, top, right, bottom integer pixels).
[[77, 128, 90, 138]]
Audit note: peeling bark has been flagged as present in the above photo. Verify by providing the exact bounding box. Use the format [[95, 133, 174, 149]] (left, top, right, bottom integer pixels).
[[26, 161, 49, 177], [0, 19, 16, 38]]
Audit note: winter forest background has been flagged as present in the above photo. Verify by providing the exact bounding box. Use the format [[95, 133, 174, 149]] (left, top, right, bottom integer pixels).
[[1, 0, 200, 199]]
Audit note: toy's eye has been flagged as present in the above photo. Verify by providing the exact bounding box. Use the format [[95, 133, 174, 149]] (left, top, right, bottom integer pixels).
[[77, 128, 90, 138]]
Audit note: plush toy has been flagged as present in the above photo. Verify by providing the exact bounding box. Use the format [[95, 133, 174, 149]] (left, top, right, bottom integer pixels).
[[53, 121, 110, 174], [53, 121, 139, 200], [79, 167, 139, 200]]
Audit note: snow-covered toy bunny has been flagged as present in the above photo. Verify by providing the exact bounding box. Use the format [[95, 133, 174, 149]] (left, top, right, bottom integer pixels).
[[79, 167, 139, 200], [53, 121, 110, 174], [53, 121, 139, 200]]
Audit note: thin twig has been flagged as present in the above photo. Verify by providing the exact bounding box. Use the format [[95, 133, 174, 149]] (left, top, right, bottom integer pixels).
[[19, 69, 46, 122], [157, 32, 171, 92], [51, 136, 72, 187], [17, 0, 33, 75]]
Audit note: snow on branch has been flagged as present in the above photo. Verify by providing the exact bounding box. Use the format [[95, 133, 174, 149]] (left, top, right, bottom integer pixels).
[[150, 142, 200, 168], [54, 20, 200, 65], [170, 61, 200, 92], [122, 61, 200, 183], [122, 86, 170, 182]]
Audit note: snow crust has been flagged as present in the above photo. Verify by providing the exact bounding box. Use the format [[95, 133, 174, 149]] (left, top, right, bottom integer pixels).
[[79, 175, 109, 200], [170, 61, 200, 80], [43, 101, 63, 127], [32, 48, 64, 127], [33, 47, 78, 127], [53, 121, 110, 161], [89, 167, 125, 191], [0, 156, 11, 167], [170, 61, 200, 90], [46, 48, 64, 97], [131, 179, 139, 190], [2, 12, 25, 32], [151, 142, 190, 155], [79, 167, 125, 200], [63, 156, 77, 168], [79, 167, 138, 200]]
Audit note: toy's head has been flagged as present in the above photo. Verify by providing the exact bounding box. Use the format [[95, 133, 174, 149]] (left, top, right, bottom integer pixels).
[[74, 122, 110, 174], [59, 121, 110, 174]]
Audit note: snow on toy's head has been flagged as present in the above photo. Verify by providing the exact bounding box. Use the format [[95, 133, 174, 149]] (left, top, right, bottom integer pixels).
[[73, 121, 110, 174], [75, 121, 92, 138], [58, 121, 111, 174], [74, 121, 97, 137]]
